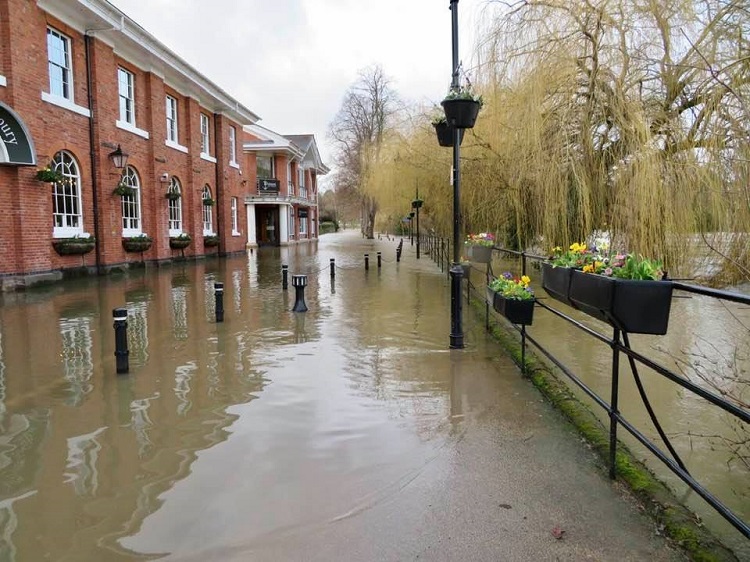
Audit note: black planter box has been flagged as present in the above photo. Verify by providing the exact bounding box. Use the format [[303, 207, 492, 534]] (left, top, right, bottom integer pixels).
[[487, 288, 534, 325], [441, 98, 481, 129], [568, 270, 673, 335], [467, 244, 493, 263], [434, 121, 463, 147], [541, 262, 575, 307]]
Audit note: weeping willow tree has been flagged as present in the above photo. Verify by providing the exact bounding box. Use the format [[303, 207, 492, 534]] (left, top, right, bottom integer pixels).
[[365, 0, 750, 284]]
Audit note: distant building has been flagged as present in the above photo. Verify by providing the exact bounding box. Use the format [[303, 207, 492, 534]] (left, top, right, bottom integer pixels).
[[0, 0, 327, 290]]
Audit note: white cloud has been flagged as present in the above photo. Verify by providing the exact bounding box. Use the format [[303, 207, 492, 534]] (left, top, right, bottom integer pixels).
[[108, 0, 487, 166]]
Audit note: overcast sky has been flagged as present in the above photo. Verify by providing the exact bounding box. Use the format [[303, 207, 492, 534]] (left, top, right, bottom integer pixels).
[[107, 0, 490, 176]]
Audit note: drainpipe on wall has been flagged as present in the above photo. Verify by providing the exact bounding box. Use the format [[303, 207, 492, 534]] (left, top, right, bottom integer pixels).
[[213, 112, 222, 254], [84, 33, 102, 274]]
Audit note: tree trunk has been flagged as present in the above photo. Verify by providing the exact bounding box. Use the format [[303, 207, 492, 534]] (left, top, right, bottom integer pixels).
[[361, 196, 377, 239]]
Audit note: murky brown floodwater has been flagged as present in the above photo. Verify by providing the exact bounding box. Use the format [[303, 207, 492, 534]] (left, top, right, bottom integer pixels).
[[482, 255, 750, 557], [0, 231, 745, 560]]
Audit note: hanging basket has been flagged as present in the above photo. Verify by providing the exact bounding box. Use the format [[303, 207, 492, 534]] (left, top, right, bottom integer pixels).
[[122, 237, 152, 253], [203, 235, 220, 247], [487, 288, 535, 325], [541, 262, 575, 307], [433, 121, 463, 147], [169, 236, 191, 250], [466, 244, 493, 263], [411, 199, 423, 209], [52, 237, 96, 256], [441, 98, 481, 129]]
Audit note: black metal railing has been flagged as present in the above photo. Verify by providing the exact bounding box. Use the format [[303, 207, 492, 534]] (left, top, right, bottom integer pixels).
[[462, 245, 750, 541]]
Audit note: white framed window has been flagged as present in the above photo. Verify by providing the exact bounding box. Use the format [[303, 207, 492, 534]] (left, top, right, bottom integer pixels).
[[257, 155, 274, 179], [230, 197, 239, 234], [118, 67, 135, 125], [202, 185, 213, 234], [51, 150, 83, 237], [228, 126, 237, 165], [167, 176, 182, 235], [200, 113, 210, 155], [47, 28, 73, 101], [288, 207, 295, 239], [287, 162, 293, 195], [120, 165, 141, 235], [298, 167, 307, 199], [166, 95, 178, 143], [299, 215, 308, 235]]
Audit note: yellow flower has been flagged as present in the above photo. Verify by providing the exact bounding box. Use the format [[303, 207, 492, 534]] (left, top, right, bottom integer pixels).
[[553, 246, 562, 253], [521, 275, 531, 286], [594, 261, 603, 270], [570, 242, 587, 253], [583, 264, 594, 273]]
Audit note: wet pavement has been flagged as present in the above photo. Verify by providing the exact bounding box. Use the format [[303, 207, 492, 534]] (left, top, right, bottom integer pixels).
[[0, 230, 684, 560]]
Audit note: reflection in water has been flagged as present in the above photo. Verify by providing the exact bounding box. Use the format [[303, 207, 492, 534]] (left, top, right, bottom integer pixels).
[[64, 426, 106, 496], [174, 362, 197, 416], [59, 316, 94, 407], [0, 490, 36, 561], [126, 302, 150, 368], [170, 286, 188, 340]]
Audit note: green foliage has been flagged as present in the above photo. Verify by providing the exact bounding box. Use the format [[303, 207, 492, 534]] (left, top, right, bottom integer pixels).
[[488, 272, 534, 300], [319, 221, 337, 235]]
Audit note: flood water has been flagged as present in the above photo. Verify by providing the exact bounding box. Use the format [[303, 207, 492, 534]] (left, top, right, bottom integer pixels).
[[0, 230, 746, 560]]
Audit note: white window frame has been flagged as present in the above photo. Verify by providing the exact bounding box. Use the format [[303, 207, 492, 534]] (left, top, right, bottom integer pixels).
[[298, 167, 307, 199], [166, 95, 178, 143], [287, 162, 293, 195], [51, 150, 84, 238], [47, 27, 73, 102], [167, 176, 182, 236], [257, 154, 274, 179], [230, 197, 239, 235], [299, 214, 308, 236], [200, 113, 210, 155], [120, 165, 142, 236], [288, 207, 295, 239], [202, 185, 214, 235], [228, 126, 238, 167], [117, 67, 135, 126]]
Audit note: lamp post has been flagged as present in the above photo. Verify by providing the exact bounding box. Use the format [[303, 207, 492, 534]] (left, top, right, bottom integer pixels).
[[448, 0, 464, 349], [409, 211, 415, 245], [412, 187, 422, 260]]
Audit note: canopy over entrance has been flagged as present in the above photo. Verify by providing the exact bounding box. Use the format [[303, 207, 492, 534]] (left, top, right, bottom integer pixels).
[[0, 102, 36, 166]]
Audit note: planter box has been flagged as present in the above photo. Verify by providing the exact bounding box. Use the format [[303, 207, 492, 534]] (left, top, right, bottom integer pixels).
[[122, 238, 152, 253], [568, 270, 673, 335], [541, 262, 575, 307], [434, 122, 463, 147], [52, 239, 95, 256], [487, 288, 534, 325], [460, 263, 471, 280], [466, 244, 493, 263], [441, 98, 481, 129], [203, 235, 220, 248], [169, 237, 191, 250]]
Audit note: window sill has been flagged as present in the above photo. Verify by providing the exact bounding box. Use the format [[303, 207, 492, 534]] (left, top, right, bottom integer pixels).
[[41, 92, 91, 118], [232, 231, 241, 237], [200, 152, 217, 164], [203, 230, 215, 236], [166, 139, 188, 153], [229, 161, 240, 169], [53, 229, 88, 239], [116, 120, 150, 139], [122, 230, 145, 238]]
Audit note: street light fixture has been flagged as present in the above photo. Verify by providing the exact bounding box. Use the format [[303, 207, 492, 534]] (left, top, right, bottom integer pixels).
[[108, 144, 129, 169]]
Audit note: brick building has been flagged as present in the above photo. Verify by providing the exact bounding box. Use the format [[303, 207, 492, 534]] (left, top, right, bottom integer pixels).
[[0, 0, 327, 290]]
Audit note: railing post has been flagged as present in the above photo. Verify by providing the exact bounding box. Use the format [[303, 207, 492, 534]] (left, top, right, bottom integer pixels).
[[610, 328, 621, 479], [113, 308, 129, 374], [282, 264, 289, 290], [330, 258, 335, 278]]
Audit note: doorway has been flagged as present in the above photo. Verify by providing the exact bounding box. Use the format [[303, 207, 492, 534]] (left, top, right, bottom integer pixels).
[[256, 206, 279, 246]]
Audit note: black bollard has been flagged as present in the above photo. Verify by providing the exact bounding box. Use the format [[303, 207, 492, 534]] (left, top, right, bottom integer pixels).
[[282, 264, 289, 290], [214, 282, 224, 322], [365, 254, 369, 270], [291, 274, 308, 312], [113, 308, 129, 374], [330, 258, 336, 278], [377, 252, 382, 268]]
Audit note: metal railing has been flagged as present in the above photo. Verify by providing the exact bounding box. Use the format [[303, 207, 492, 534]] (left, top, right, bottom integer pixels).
[[457, 245, 750, 541]]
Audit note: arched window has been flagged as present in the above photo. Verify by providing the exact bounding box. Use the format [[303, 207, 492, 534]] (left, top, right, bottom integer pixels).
[[120, 165, 141, 235], [167, 176, 182, 235], [51, 151, 82, 237], [202, 185, 213, 234]]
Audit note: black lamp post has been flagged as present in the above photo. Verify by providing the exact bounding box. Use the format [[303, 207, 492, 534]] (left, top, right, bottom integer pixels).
[[409, 211, 415, 245], [448, 0, 464, 349], [411, 187, 423, 260]]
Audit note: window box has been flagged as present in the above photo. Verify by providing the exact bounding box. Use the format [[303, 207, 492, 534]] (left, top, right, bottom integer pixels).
[[486, 287, 535, 325], [52, 237, 95, 256], [203, 234, 219, 248], [466, 244, 493, 263], [122, 235, 152, 253], [541, 262, 575, 307]]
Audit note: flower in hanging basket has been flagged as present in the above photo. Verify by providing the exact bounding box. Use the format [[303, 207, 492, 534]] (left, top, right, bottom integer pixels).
[[203, 234, 220, 247], [113, 183, 136, 197], [411, 198, 424, 209], [165, 190, 181, 201], [488, 272, 535, 324], [35, 167, 64, 183], [122, 234, 152, 253], [465, 232, 495, 248], [203, 197, 215, 207], [443, 86, 484, 107]]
